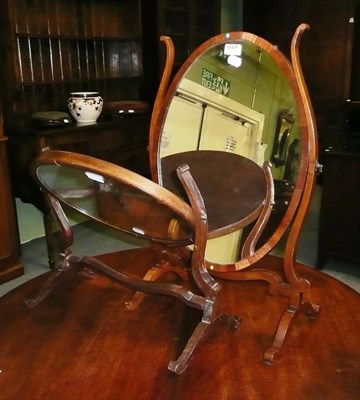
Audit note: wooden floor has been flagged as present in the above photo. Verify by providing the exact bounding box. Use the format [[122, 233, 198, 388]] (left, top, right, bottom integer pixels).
[[0, 248, 359, 400]]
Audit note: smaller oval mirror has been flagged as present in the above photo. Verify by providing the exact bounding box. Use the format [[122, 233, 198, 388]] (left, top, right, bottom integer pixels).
[[33, 151, 196, 246]]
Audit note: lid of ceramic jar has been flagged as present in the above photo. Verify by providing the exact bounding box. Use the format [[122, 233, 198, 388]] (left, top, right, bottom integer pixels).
[[70, 92, 100, 98], [102, 100, 149, 114], [31, 111, 72, 127]]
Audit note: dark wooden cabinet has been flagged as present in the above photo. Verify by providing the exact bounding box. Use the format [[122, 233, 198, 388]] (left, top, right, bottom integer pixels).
[[0, 0, 145, 126], [243, 0, 360, 159], [141, 0, 221, 103], [0, 126, 23, 284], [0, 0, 151, 212], [317, 150, 360, 267], [155, 0, 221, 69]]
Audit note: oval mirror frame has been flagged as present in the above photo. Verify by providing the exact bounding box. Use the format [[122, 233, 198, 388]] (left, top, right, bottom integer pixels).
[[149, 25, 317, 271], [32, 149, 198, 244]]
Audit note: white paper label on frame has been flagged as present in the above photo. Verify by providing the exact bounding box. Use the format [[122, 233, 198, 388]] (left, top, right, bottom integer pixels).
[[224, 43, 242, 56]]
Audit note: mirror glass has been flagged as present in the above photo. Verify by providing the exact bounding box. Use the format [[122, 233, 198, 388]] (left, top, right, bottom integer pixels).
[[155, 34, 305, 265], [35, 164, 194, 245]]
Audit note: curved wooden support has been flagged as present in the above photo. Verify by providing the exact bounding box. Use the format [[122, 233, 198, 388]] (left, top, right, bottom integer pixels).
[[205, 161, 274, 274], [26, 249, 206, 307], [24, 249, 74, 308], [211, 268, 312, 298], [176, 164, 220, 299], [43, 211, 56, 269], [241, 161, 275, 258], [125, 242, 190, 310], [41, 193, 74, 269], [149, 36, 175, 182], [291, 24, 316, 139], [125, 262, 188, 310], [85, 255, 209, 308], [211, 268, 283, 295], [283, 23, 319, 287], [48, 194, 74, 249], [263, 294, 320, 364]]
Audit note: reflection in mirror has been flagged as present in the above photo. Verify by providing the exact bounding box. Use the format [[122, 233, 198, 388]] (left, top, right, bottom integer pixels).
[[36, 164, 194, 245], [157, 38, 302, 264], [271, 109, 295, 167], [160, 40, 300, 174]]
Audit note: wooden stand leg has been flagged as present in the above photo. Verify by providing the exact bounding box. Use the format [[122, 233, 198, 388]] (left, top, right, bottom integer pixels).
[[24, 249, 76, 308], [168, 301, 241, 375], [43, 211, 57, 269], [263, 293, 320, 364], [210, 256, 321, 364], [125, 262, 188, 310]]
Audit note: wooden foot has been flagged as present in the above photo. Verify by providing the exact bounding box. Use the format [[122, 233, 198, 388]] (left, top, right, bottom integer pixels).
[[24, 251, 77, 308], [263, 296, 320, 364], [168, 304, 241, 375]]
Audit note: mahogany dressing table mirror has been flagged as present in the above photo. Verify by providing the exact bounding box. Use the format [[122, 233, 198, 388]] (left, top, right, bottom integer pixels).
[[25, 149, 241, 375], [149, 24, 320, 363]]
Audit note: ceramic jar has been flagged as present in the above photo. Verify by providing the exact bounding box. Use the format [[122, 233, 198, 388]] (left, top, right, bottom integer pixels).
[[67, 92, 103, 123]]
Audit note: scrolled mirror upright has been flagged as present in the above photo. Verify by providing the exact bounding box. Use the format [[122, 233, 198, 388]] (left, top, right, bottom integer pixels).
[[149, 24, 320, 363]]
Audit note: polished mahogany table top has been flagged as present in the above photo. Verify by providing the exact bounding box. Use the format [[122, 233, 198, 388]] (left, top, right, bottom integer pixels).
[[0, 249, 359, 400], [160, 150, 267, 237]]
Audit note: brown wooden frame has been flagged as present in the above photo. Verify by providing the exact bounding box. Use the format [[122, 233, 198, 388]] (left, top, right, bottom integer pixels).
[[148, 24, 320, 363]]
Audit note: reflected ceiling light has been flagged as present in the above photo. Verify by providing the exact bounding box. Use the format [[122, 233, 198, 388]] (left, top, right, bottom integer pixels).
[[227, 55, 242, 68], [211, 43, 242, 68], [85, 171, 105, 183]]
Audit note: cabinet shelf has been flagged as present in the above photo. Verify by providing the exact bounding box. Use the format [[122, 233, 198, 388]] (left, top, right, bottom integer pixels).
[[19, 76, 142, 87], [15, 33, 142, 42], [14, 36, 143, 87], [11, 0, 141, 39]]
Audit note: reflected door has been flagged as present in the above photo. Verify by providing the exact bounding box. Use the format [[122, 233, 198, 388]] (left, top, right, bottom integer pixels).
[[160, 93, 260, 160], [160, 95, 203, 157], [199, 107, 256, 158]]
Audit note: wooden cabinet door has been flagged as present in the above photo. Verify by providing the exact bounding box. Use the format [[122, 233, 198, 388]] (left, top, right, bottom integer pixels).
[[317, 151, 360, 267], [0, 136, 23, 283]]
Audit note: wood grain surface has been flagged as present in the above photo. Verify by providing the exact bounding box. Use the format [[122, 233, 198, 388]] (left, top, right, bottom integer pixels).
[[0, 249, 359, 400]]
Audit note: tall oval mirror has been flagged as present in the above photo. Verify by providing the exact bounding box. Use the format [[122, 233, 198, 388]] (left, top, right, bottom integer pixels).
[[149, 29, 312, 269]]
